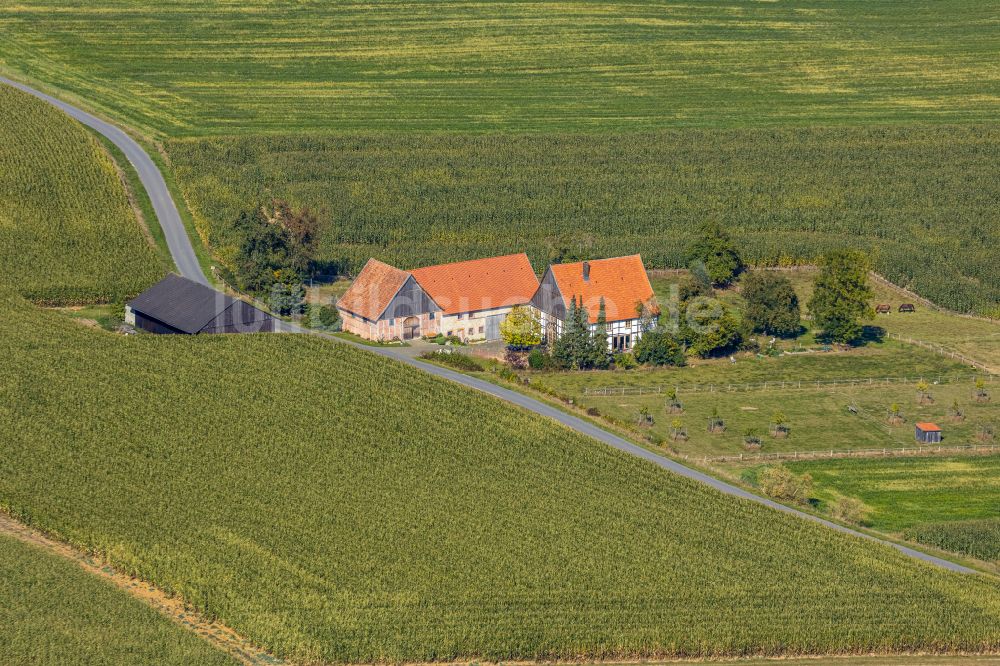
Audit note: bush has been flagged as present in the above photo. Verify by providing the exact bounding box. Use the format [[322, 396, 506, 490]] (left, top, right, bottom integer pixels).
[[634, 328, 685, 366], [504, 347, 528, 370], [681, 301, 743, 358], [418, 350, 482, 372], [758, 465, 813, 505], [830, 497, 867, 525], [613, 352, 638, 370]]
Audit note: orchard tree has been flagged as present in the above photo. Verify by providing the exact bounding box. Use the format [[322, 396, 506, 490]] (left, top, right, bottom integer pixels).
[[741, 271, 801, 337], [808, 249, 875, 344], [686, 221, 744, 287], [500, 305, 542, 348]]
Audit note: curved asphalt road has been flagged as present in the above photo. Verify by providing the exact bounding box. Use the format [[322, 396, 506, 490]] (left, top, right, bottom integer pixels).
[[6, 77, 975, 574], [1, 76, 208, 285]]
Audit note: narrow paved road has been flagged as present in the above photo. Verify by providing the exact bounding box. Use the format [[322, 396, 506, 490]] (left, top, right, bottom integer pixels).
[[1, 76, 208, 285], [7, 76, 975, 575]]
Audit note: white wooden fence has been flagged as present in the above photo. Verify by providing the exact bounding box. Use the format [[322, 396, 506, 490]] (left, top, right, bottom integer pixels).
[[583, 373, 990, 397], [699, 442, 997, 464]]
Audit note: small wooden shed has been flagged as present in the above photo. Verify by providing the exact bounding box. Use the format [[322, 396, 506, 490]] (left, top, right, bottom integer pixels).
[[915, 422, 942, 444]]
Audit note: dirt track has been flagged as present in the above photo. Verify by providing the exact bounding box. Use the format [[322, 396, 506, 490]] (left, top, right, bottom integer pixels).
[[0, 512, 284, 666]]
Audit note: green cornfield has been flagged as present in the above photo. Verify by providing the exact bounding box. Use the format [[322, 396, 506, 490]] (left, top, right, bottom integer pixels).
[[3, 296, 1000, 662], [0, 85, 164, 304], [906, 519, 1000, 564], [167, 127, 1000, 314], [0, 533, 236, 665]]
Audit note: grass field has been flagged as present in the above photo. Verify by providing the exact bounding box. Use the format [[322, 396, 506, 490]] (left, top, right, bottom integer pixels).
[[166, 126, 1000, 314], [568, 376, 996, 458], [0, 532, 234, 665], [746, 454, 1000, 565], [784, 456, 1000, 535], [1, 1, 998, 135], [0, 84, 164, 304]]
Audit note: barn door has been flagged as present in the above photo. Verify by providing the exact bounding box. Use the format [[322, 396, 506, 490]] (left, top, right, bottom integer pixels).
[[403, 316, 420, 340], [485, 314, 504, 341]]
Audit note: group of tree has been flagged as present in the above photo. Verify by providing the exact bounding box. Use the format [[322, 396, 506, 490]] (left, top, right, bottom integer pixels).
[[552, 297, 610, 370], [229, 199, 324, 314], [685, 222, 875, 345], [508, 224, 878, 371]]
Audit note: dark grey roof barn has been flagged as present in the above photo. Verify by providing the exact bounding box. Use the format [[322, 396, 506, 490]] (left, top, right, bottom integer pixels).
[[126, 274, 275, 334]]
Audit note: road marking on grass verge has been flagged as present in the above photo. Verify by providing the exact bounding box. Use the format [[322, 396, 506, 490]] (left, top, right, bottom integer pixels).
[[0, 512, 285, 666]]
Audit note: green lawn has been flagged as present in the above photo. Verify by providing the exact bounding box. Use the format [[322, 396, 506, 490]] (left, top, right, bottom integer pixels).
[[0, 532, 235, 665], [566, 378, 998, 458], [784, 456, 1000, 534], [2, 1, 998, 135]]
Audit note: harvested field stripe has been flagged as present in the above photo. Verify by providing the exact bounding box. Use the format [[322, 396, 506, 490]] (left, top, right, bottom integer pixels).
[[0, 512, 285, 666]]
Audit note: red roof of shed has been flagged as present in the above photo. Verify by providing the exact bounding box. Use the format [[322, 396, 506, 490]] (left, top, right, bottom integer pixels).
[[915, 422, 941, 432]]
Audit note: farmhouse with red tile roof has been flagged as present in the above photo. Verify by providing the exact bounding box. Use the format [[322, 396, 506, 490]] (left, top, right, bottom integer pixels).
[[531, 255, 658, 352], [337, 254, 539, 342], [337, 252, 657, 349]]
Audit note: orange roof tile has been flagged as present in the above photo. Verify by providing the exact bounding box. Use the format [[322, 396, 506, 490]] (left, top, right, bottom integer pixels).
[[915, 422, 941, 432], [336, 258, 411, 321], [411, 253, 539, 315], [549, 255, 657, 323]]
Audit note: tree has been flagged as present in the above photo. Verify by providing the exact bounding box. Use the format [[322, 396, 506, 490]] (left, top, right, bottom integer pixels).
[[633, 327, 685, 366], [588, 299, 610, 369], [686, 221, 743, 287], [682, 301, 743, 358], [264, 199, 322, 274], [500, 305, 542, 348], [553, 297, 603, 370], [741, 271, 801, 337], [808, 249, 875, 344]]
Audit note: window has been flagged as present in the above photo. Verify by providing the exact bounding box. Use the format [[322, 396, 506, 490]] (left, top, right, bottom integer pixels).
[[478, 326, 484, 334], [468, 328, 474, 335], [612, 334, 632, 351], [457, 313, 465, 320], [429, 312, 435, 320], [388, 318, 394, 326], [446, 330, 453, 336]]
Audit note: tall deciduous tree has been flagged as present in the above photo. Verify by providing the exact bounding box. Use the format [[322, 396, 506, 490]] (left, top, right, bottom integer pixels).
[[686, 221, 744, 287], [500, 305, 542, 348], [808, 249, 874, 344], [741, 271, 802, 337]]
